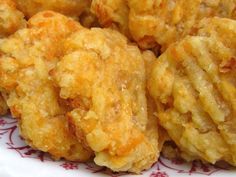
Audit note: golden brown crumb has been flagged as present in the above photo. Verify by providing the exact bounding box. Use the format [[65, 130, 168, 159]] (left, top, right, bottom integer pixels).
[[91, 0, 130, 37], [52, 27, 159, 173], [92, 0, 236, 51], [148, 17, 236, 166], [0, 0, 26, 115], [128, 0, 236, 50], [0, 11, 92, 161], [14, 0, 91, 19], [0, 0, 26, 37]]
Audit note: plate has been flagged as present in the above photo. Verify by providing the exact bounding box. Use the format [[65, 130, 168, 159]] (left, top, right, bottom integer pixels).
[[0, 116, 235, 177]]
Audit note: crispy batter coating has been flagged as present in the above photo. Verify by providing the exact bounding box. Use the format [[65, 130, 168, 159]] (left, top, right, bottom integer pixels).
[[128, 0, 236, 50], [91, 0, 130, 37], [0, 0, 25, 37], [52, 28, 159, 173], [148, 17, 236, 165], [91, 0, 236, 50], [14, 0, 91, 19], [0, 0, 26, 115], [0, 11, 92, 161], [142, 50, 170, 150]]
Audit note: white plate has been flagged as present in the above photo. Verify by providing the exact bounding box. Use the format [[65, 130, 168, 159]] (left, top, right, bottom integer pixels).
[[0, 116, 235, 177]]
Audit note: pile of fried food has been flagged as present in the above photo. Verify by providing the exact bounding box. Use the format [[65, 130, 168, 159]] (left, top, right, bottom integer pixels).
[[0, 0, 236, 174]]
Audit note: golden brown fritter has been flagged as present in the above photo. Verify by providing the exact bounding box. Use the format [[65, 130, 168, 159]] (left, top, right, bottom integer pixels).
[[0, 0, 26, 37], [52, 27, 159, 173], [14, 0, 91, 19], [148, 17, 236, 165], [91, 0, 130, 37], [0, 0, 26, 115], [91, 0, 236, 50], [0, 11, 92, 161], [129, 0, 236, 51]]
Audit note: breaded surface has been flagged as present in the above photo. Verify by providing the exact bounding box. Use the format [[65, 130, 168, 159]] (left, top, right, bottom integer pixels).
[[0, 0, 26, 115], [148, 17, 236, 165], [91, 0, 130, 37], [128, 0, 236, 50], [142, 50, 170, 151], [14, 0, 90, 19], [52, 27, 159, 173], [0, 0, 25, 37], [0, 11, 92, 161]]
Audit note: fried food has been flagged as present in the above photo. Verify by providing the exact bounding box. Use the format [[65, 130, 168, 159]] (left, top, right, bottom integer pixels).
[[142, 50, 170, 150], [52, 27, 159, 173], [91, 0, 236, 50], [0, 0, 26, 115], [0, 0, 26, 37], [14, 0, 91, 19], [0, 11, 92, 161], [91, 0, 130, 37], [128, 0, 236, 50], [148, 17, 236, 165]]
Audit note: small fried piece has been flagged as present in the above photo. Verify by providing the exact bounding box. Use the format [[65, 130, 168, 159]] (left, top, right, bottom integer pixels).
[[128, 0, 236, 50], [0, 11, 92, 161], [52, 28, 159, 173], [148, 17, 236, 165], [0, 0, 26, 115], [91, 0, 130, 37], [14, 0, 91, 19], [0, 0, 25, 37]]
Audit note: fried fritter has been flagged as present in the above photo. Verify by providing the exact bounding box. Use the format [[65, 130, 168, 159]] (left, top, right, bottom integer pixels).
[[91, 0, 236, 50], [0, 0, 25, 37], [148, 17, 236, 165], [0, 0, 26, 115], [52, 28, 159, 173], [0, 11, 92, 161], [91, 0, 130, 37], [129, 0, 236, 50], [14, 0, 90, 19]]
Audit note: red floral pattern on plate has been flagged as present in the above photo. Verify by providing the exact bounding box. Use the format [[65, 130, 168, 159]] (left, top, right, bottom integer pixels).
[[150, 171, 169, 177], [0, 116, 229, 177], [60, 162, 79, 170]]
